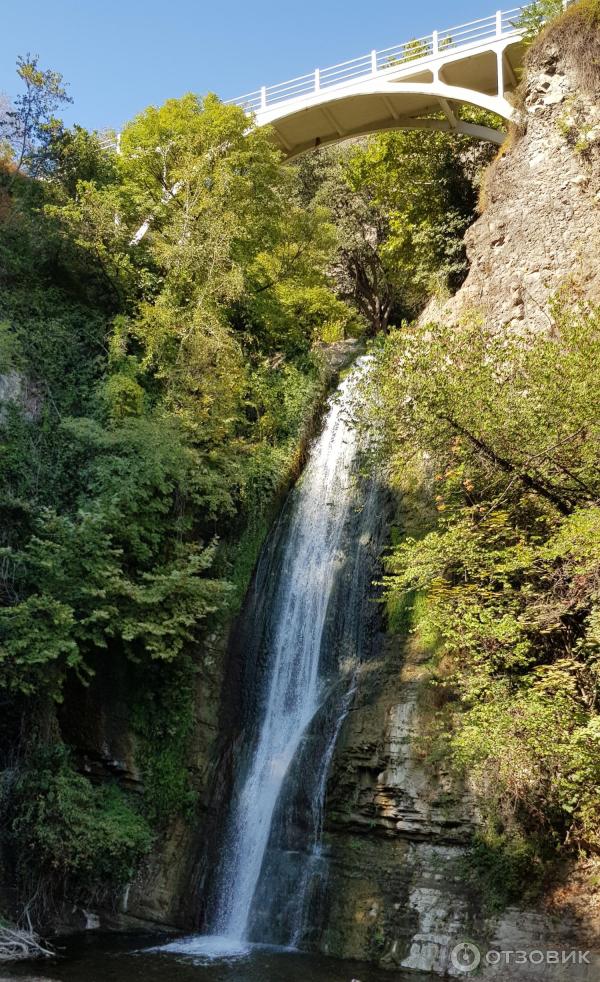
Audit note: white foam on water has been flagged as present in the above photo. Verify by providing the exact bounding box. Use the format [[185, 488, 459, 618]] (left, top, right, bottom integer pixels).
[[147, 933, 252, 961], [146, 934, 300, 963]]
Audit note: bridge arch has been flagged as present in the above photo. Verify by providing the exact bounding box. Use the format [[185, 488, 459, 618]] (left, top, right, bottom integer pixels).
[[226, 7, 537, 158], [259, 79, 513, 159]]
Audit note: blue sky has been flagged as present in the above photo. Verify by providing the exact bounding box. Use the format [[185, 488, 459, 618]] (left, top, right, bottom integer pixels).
[[2, 0, 495, 132]]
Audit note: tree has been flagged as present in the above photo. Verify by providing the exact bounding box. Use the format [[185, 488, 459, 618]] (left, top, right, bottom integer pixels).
[[0, 74, 353, 918], [0, 55, 72, 180], [517, 0, 566, 42], [45, 125, 118, 197], [296, 149, 397, 335], [345, 125, 495, 312], [0, 94, 11, 161], [0, 91, 344, 705], [296, 123, 495, 333]]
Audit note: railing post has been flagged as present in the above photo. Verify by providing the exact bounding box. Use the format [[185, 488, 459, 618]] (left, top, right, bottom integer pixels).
[[432, 30, 439, 55], [315, 68, 320, 91], [371, 49, 378, 74], [260, 86, 267, 110], [496, 9, 503, 36]]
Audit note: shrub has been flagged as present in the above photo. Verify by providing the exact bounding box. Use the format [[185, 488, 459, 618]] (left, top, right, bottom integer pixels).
[[7, 744, 152, 912], [370, 299, 600, 905], [517, 0, 566, 43], [465, 826, 550, 911]]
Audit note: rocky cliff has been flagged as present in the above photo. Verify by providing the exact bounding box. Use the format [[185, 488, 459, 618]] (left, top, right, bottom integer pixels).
[[319, 593, 600, 979], [425, 16, 600, 334], [318, 18, 600, 980]]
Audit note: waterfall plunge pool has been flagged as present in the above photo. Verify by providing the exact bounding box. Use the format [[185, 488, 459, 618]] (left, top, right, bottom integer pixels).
[[0, 931, 438, 982]]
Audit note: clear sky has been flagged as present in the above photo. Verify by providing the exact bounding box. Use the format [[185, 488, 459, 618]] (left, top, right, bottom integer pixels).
[[1, 0, 495, 132]]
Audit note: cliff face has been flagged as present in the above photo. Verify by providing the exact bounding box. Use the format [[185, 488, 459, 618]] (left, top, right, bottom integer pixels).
[[319, 620, 600, 978], [318, 24, 600, 980], [425, 25, 600, 333], [51, 631, 230, 932], [318, 627, 479, 974]]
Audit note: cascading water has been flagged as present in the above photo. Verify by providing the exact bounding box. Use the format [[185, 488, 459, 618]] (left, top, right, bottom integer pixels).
[[161, 357, 386, 960]]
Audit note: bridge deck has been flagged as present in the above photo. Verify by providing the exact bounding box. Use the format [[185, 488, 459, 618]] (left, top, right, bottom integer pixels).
[[225, 5, 538, 156]]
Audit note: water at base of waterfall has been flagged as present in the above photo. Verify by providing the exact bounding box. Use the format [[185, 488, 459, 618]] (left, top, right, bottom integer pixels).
[[0, 930, 437, 981], [156, 934, 255, 960]]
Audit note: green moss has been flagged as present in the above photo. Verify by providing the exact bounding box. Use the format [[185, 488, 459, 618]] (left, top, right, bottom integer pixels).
[[463, 826, 552, 912], [370, 923, 387, 958], [386, 587, 416, 636], [131, 658, 197, 827], [224, 514, 271, 611], [386, 577, 441, 658]]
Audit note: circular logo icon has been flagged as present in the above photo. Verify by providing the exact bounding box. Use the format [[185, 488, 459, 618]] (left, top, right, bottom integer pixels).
[[450, 941, 481, 974]]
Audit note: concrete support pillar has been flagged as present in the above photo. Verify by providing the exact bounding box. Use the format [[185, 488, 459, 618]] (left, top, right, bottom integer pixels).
[[496, 49, 505, 98]]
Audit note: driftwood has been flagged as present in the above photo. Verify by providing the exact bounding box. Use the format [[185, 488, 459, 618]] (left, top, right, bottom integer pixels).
[[0, 922, 54, 961]]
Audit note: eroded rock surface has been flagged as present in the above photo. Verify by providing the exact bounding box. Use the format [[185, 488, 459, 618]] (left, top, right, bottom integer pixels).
[[319, 636, 479, 976], [320, 630, 600, 977], [424, 37, 600, 333]]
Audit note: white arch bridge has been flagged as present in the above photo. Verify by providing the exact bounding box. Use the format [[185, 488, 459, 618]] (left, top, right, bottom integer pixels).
[[225, 3, 569, 156]]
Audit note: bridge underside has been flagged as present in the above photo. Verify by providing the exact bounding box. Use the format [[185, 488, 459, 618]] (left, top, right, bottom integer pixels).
[[257, 40, 523, 159]]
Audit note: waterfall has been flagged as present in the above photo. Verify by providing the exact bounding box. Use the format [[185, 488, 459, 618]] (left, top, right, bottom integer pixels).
[[161, 357, 385, 960]]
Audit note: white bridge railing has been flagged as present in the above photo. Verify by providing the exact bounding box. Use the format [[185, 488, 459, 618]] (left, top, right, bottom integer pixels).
[[99, 1, 576, 151], [226, 5, 529, 113]]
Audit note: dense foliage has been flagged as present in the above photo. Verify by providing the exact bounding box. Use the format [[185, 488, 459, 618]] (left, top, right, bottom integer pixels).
[[1, 89, 340, 705], [297, 121, 495, 332], [0, 67, 348, 912], [5, 744, 152, 916], [369, 301, 600, 904], [0, 49, 496, 920]]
